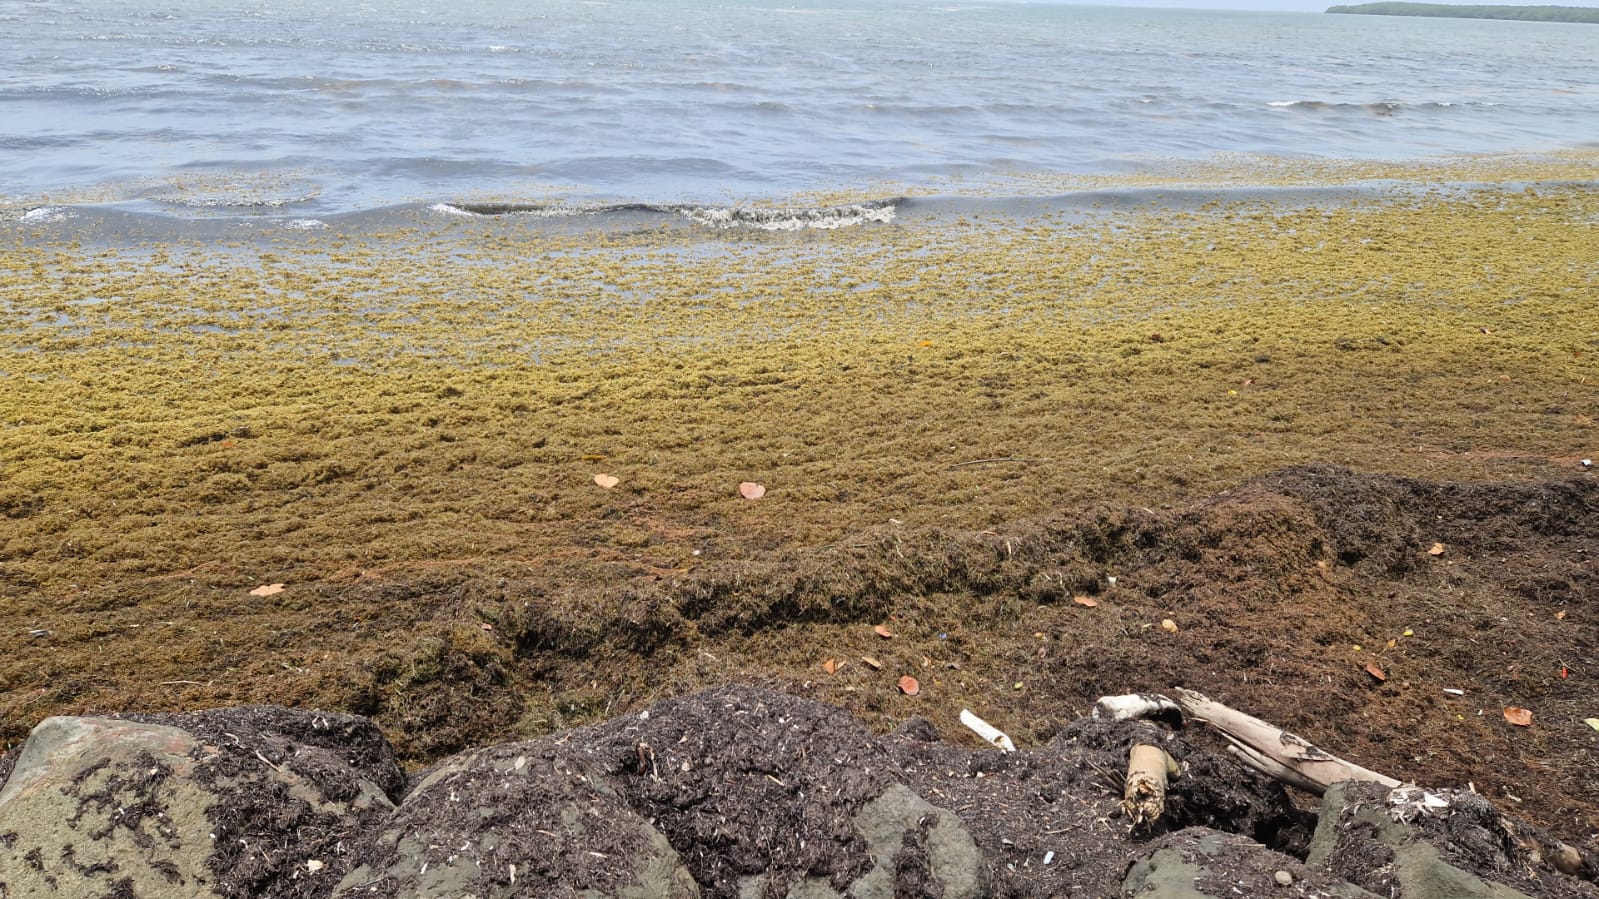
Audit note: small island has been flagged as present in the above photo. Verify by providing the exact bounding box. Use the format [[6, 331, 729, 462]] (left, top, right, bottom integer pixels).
[[1327, 2, 1599, 22]]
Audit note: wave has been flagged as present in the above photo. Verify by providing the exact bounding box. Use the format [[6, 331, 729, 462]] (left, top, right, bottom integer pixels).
[[435, 199, 900, 231], [1266, 99, 1462, 116]]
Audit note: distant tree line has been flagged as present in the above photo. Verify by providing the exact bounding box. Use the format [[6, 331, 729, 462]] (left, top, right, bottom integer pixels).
[[1326, 2, 1599, 22]]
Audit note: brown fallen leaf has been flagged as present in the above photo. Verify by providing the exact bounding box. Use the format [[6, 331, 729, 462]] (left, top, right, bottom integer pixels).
[[873, 624, 895, 639], [248, 583, 285, 597], [738, 481, 766, 500], [1504, 707, 1533, 727], [1073, 595, 1099, 608], [1427, 542, 1446, 556], [1161, 618, 1179, 633], [1365, 662, 1386, 681], [822, 658, 838, 675], [593, 473, 620, 489], [861, 656, 882, 670], [1556, 610, 1567, 621], [898, 676, 921, 696]]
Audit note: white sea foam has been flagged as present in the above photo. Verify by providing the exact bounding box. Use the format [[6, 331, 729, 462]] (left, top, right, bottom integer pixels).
[[430, 202, 481, 216], [20, 206, 67, 223], [284, 218, 328, 230], [677, 203, 897, 231]]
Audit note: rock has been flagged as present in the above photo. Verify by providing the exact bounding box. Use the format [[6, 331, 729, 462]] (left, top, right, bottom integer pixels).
[[0, 706, 403, 899], [332, 741, 699, 899], [1120, 827, 1380, 898], [586, 686, 985, 899], [1307, 781, 1556, 899], [0, 716, 216, 899], [739, 785, 985, 899]]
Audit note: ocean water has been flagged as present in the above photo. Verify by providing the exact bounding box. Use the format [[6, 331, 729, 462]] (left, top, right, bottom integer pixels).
[[2, 0, 1597, 224]]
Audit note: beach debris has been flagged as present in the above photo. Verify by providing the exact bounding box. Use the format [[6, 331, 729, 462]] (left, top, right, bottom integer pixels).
[[1160, 618, 1179, 633], [593, 473, 620, 489], [1584, 718, 1599, 732], [860, 656, 882, 670], [897, 676, 920, 696], [1443, 688, 1465, 696], [1123, 744, 1179, 826], [1093, 694, 1183, 725], [959, 709, 1016, 752], [1365, 662, 1386, 681], [1173, 688, 1401, 794], [738, 481, 766, 500], [873, 624, 894, 639], [1503, 707, 1533, 727], [1427, 542, 1446, 555], [1073, 595, 1099, 608], [249, 583, 285, 597]]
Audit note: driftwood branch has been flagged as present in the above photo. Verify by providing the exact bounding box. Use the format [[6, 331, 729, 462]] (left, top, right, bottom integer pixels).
[[1173, 688, 1401, 794], [1122, 744, 1179, 826]]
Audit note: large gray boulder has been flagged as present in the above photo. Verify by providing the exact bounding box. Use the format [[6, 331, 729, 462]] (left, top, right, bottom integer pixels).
[[334, 686, 985, 899], [0, 716, 216, 898], [332, 739, 700, 899], [0, 707, 403, 899]]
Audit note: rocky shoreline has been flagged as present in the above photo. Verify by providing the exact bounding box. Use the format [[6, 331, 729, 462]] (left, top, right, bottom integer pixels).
[[2, 686, 1593, 899]]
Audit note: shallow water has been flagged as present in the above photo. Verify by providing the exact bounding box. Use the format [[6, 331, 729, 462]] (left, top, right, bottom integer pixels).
[[4, 0, 1598, 221]]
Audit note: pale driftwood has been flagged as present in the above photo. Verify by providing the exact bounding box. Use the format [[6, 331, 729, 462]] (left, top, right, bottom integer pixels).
[[1093, 693, 1183, 724], [1122, 744, 1178, 826], [1173, 688, 1401, 795]]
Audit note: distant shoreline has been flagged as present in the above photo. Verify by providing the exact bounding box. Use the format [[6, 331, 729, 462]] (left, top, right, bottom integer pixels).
[[1326, 3, 1599, 23]]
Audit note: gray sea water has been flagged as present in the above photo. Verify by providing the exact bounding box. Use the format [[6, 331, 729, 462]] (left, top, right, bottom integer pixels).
[[3, 0, 1597, 225]]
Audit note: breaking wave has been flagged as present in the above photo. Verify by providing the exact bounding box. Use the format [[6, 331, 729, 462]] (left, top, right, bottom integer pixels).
[[435, 199, 899, 231]]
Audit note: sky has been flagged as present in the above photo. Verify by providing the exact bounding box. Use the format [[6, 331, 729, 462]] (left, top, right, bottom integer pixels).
[[1054, 0, 1599, 10]]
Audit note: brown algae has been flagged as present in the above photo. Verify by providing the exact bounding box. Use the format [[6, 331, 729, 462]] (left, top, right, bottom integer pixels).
[[1, 168, 1597, 808]]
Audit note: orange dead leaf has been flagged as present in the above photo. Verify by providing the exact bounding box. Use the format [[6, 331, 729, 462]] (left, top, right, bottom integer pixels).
[[1385, 638, 1397, 649], [593, 474, 620, 489], [898, 676, 921, 696], [1427, 542, 1446, 556], [1073, 595, 1099, 608], [1365, 662, 1386, 681], [822, 658, 838, 675], [1555, 610, 1567, 621], [738, 481, 766, 500], [874, 625, 895, 639], [1503, 707, 1533, 727], [248, 583, 285, 597], [861, 656, 882, 670], [917, 339, 934, 347], [1161, 618, 1179, 633]]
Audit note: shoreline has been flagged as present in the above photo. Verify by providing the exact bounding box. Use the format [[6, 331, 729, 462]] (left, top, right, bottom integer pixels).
[[2, 167, 1596, 837]]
